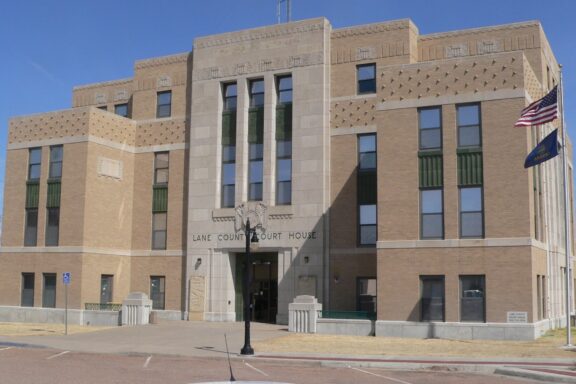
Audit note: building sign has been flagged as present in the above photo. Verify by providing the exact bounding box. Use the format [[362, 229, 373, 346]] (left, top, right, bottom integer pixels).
[[507, 311, 528, 323], [192, 231, 317, 242]]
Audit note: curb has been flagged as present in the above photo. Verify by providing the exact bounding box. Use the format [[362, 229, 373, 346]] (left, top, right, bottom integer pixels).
[[495, 367, 576, 383]]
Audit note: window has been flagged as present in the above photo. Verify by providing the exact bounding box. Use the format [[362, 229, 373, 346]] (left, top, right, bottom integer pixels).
[[45, 207, 60, 246], [419, 107, 442, 150], [421, 189, 443, 239], [358, 134, 377, 246], [248, 79, 264, 201], [460, 275, 485, 322], [249, 79, 264, 107], [156, 91, 172, 118], [457, 104, 481, 147], [150, 276, 166, 310], [49, 145, 63, 179], [152, 212, 167, 250], [154, 152, 169, 185], [276, 75, 292, 205], [357, 64, 376, 94], [42, 273, 56, 308], [100, 275, 113, 304], [28, 147, 41, 181], [24, 208, 38, 246], [460, 187, 483, 238], [357, 277, 377, 313], [21, 273, 35, 307], [114, 103, 129, 118], [222, 83, 237, 208], [420, 276, 445, 321]]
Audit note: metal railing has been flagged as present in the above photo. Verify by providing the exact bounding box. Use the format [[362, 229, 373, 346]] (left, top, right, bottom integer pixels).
[[320, 310, 376, 321], [85, 303, 122, 311]]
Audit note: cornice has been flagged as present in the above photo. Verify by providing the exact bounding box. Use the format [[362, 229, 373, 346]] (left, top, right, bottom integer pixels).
[[73, 78, 133, 91], [331, 19, 417, 39], [134, 52, 190, 70], [420, 21, 541, 42]]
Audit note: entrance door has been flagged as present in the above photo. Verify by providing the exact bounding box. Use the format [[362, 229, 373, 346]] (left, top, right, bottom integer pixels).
[[235, 252, 278, 323]]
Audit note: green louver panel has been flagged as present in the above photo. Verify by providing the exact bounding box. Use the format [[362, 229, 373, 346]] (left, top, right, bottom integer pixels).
[[276, 104, 292, 140], [46, 181, 61, 208], [248, 107, 264, 144], [358, 171, 377, 204], [221, 111, 237, 145], [419, 151, 443, 188], [458, 149, 483, 186], [153, 185, 168, 212], [26, 182, 40, 208]]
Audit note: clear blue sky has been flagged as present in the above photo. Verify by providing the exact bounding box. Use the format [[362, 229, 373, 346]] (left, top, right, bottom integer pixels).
[[0, 0, 574, 213]]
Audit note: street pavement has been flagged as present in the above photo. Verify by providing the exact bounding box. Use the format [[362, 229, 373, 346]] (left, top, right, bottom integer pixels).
[[1, 320, 575, 383]]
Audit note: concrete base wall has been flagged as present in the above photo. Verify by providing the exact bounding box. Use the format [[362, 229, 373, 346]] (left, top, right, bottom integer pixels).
[[153, 310, 183, 321], [317, 318, 374, 336], [375, 318, 563, 341], [0, 306, 120, 326], [204, 311, 235, 322]]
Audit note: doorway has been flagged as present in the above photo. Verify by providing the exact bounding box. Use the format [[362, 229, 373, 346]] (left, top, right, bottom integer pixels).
[[235, 252, 278, 323]]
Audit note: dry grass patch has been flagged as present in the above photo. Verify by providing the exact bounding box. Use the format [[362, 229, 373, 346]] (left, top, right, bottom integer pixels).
[[0, 322, 111, 336], [254, 329, 576, 358]]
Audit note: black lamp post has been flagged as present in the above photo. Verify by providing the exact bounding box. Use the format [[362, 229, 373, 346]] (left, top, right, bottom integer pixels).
[[241, 218, 259, 355]]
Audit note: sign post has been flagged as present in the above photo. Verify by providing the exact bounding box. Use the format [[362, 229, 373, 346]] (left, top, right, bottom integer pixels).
[[62, 272, 71, 335]]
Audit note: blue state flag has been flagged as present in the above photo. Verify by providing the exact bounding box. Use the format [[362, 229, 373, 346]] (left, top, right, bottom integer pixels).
[[524, 129, 559, 168]]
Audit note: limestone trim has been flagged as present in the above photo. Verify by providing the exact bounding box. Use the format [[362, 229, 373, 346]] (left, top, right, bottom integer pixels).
[[419, 21, 540, 42], [331, 19, 417, 39], [134, 52, 190, 69], [194, 18, 327, 49], [0, 246, 184, 257], [377, 89, 527, 111], [330, 248, 377, 255], [331, 125, 377, 137], [377, 237, 547, 250], [73, 78, 133, 91], [331, 94, 378, 103], [7, 135, 187, 154]]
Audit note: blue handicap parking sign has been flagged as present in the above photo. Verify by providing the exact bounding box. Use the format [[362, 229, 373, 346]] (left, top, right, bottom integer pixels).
[[63, 272, 71, 285]]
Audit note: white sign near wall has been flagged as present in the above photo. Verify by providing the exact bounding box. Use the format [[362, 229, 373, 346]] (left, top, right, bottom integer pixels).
[[507, 311, 528, 323]]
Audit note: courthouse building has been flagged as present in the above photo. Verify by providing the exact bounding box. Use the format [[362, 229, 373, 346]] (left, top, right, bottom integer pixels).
[[0, 17, 573, 338]]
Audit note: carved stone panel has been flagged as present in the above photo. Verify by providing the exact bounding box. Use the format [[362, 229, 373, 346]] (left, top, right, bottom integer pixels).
[[189, 276, 206, 320]]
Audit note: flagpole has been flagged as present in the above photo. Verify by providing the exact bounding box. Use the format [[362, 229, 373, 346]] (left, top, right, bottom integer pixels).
[[559, 65, 573, 347]]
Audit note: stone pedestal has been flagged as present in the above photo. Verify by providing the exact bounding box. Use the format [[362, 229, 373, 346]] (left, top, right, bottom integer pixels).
[[121, 292, 152, 326], [288, 295, 322, 333]]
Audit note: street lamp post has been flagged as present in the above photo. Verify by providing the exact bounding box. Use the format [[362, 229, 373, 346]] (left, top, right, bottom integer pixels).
[[241, 218, 259, 355]]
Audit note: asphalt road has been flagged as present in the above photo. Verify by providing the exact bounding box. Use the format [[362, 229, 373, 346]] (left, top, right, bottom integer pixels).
[[0, 346, 542, 384]]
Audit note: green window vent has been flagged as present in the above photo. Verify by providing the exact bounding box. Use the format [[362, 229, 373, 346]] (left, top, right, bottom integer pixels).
[[419, 151, 443, 188], [153, 185, 168, 212], [458, 149, 483, 186], [46, 181, 61, 208], [276, 104, 292, 141], [248, 107, 264, 144], [26, 182, 40, 209], [222, 111, 237, 146]]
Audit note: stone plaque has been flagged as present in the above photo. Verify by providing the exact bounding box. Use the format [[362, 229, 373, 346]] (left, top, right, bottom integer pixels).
[[157, 75, 172, 88], [445, 44, 468, 58], [507, 311, 528, 323], [94, 93, 107, 104], [97, 157, 123, 180], [114, 89, 128, 101], [189, 276, 205, 320]]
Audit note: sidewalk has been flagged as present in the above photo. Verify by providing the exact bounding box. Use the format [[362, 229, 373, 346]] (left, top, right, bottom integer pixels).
[[1, 320, 576, 383]]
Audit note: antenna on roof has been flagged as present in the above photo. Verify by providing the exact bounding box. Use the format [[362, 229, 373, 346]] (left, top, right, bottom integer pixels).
[[277, 0, 292, 24]]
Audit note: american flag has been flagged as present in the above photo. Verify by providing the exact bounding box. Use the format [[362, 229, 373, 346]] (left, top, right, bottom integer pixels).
[[515, 86, 558, 127]]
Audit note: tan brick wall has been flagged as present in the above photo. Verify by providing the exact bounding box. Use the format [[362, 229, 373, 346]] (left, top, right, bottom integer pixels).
[[80, 254, 131, 305], [130, 257, 182, 311], [2, 149, 27, 246], [60, 143, 88, 246], [377, 246, 534, 322], [330, 135, 357, 248], [329, 252, 376, 310], [73, 79, 133, 109], [130, 152, 153, 250]]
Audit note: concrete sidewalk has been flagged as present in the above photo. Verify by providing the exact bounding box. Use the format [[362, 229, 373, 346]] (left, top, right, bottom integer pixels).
[[1, 320, 576, 383]]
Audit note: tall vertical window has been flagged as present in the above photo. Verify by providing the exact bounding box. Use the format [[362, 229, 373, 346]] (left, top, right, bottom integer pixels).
[[420, 189, 443, 239], [419, 107, 442, 150], [156, 90, 172, 118], [114, 103, 129, 118], [42, 273, 56, 308], [100, 275, 113, 304], [152, 152, 169, 250], [357, 63, 376, 94], [460, 187, 484, 238], [222, 83, 237, 208], [154, 152, 169, 185], [248, 79, 264, 201], [276, 75, 292, 205], [420, 275, 445, 322], [45, 208, 60, 246], [152, 212, 167, 250], [28, 147, 41, 181], [24, 209, 38, 246], [460, 275, 485, 322], [358, 134, 377, 245], [457, 104, 481, 147], [21, 273, 35, 307], [49, 145, 63, 179], [150, 276, 166, 310]]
